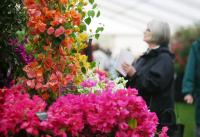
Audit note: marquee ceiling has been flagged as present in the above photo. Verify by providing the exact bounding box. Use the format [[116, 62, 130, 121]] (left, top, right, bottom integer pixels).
[[91, 0, 200, 35]]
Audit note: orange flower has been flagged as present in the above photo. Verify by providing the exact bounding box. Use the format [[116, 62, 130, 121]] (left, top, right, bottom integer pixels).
[[36, 67, 43, 77], [70, 10, 81, 25], [60, 0, 68, 4], [45, 9, 56, 19], [65, 29, 73, 35], [62, 37, 74, 49], [24, 0, 35, 6], [36, 22, 46, 33], [37, 54, 45, 61], [64, 12, 70, 18], [44, 58, 53, 70], [51, 20, 59, 26], [41, 92, 49, 100], [29, 61, 38, 68], [27, 20, 36, 27]]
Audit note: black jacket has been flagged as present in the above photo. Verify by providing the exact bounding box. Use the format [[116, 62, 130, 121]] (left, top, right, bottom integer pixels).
[[126, 47, 174, 122]]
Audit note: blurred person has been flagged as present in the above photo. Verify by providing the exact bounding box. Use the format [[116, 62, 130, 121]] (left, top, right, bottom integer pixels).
[[122, 20, 175, 133], [92, 43, 110, 71], [182, 39, 200, 137]]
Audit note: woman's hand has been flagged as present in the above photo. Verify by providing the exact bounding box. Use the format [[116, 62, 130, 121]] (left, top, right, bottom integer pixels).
[[184, 94, 193, 104], [122, 63, 136, 77]]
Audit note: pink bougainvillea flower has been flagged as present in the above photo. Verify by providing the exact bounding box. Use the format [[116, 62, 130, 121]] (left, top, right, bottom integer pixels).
[[159, 127, 169, 137], [47, 27, 55, 35], [54, 26, 65, 37], [26, 79, 35, 89]]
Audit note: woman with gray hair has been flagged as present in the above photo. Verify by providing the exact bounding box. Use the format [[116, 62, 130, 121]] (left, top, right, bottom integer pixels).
[[122, 20, 175, 134]]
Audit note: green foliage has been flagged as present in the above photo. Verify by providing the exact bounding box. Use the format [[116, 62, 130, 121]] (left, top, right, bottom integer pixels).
[[89, 0, 94, 4], [88, 10, 95, 18], [95, 34, 100, 39], [0, 0, 27, 87], [90, 61, 96, 68], [85, 17, 92, 25], [175, 102, 195, 137], [171, 23, 200, 74], [96, 27, 104, 33], [96, 10, 100, 17], [0, 0, 26, 40]]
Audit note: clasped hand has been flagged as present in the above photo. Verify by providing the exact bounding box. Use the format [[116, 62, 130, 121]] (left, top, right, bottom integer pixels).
[[122, 63, 136, 77]]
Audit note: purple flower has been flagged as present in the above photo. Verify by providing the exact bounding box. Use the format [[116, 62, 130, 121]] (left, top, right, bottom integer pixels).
[[7, 37, 34, 64]]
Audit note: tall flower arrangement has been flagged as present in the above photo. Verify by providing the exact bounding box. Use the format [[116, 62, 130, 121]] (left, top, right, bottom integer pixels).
[[22, 0, 102, 101]]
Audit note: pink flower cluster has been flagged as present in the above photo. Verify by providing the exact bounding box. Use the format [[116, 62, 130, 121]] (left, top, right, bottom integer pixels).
[[41, 88, 159, 137], [80, 79, 97, 88], [159, 127, 169, 137], [0, 85, 168, 137], [0, 85, 46, 136], [80, 69, 118, 93]]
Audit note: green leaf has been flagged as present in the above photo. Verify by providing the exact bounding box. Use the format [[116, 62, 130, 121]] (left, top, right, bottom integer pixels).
[[71, 49, 77, 54], [64, 22, 72, 28], [79, 23, 87, 32], [95, 34, 100, 39], [89, 0, 94, 4], [92, 3, 97, 9], [25, 44, 32, 53], [53, 37, 62, 46], [35, 0, 40, 4], [81, 67, 87, 74], [128, 119, 137, 129], [85, 17, 91, 25], [90, 61, 96, 68], [95, 27, 104, 33], [16, 29, 25, 42], [70, 33, 76, 39], [96, 10, 100, 17], [88, 10, 95, 18]]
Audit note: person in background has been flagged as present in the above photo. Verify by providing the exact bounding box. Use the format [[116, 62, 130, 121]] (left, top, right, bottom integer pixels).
[[92, 43, 110, 70], [182, 39, 200, 137], [122, 20, 175, 133]]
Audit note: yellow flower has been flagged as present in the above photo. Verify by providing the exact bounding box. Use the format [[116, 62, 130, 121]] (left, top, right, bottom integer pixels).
[[78, 33, 88, 42]]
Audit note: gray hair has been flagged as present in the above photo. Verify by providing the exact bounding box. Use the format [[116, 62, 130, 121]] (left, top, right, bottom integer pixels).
[[147, 19, 170, 46]]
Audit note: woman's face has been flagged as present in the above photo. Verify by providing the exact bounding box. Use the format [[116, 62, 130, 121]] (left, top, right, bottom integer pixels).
[[143, 28, 153, 43]]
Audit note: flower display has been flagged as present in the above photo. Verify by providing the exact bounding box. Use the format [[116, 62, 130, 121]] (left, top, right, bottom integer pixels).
[[21, 0, 102, 101], [0, 0, 169, 137], [39, 88, 158, 137], [78, 69, 127, 94], [0, 84, 46, 136]]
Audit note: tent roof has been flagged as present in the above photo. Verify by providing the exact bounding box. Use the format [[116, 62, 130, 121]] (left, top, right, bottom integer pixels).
[[91, 0, 200, 35]]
